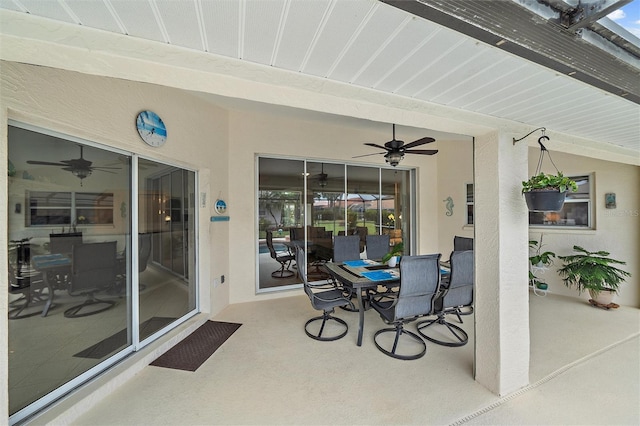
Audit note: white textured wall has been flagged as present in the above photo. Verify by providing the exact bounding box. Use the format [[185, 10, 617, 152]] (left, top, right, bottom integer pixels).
[[0, 62, 230, 419], [227, 109, 442, 303], [437, 138, 475, 254], [474, 131, 530, 395], [526, 148, 640, 307]]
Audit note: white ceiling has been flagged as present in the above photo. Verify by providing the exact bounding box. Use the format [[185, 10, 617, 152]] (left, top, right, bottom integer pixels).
[[1, 0, 639, 157]]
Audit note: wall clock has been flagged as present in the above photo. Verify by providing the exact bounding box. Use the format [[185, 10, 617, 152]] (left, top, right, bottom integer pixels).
[[136, 110, 167, 147], [214, 199, 227, 215]]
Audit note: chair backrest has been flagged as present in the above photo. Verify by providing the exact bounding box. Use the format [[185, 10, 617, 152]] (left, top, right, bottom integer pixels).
[[354, 226, 368, 252], [333, 235, 360, 263], [443, 250, 474, 308], [70, 241, 117, 294], [365, 234, 390, 260], [453, 236, 474, 252], [289, 227, 304, 241], [50, 232, 83, 255], [295, 246, 316, 303], [395, 254, 441, 320], [265, 230, 278, 260], [138, 233, 152, 272]]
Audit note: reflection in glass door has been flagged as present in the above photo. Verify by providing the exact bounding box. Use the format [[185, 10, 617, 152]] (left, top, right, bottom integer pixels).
[[7, 124, 198, 424], [257, 157, 414, 291], [139, 163, 197, 340]]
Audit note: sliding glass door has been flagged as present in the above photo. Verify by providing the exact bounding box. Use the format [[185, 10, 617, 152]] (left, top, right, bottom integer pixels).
[[257, 157, 413, 291], [7, 123, 197, 423]]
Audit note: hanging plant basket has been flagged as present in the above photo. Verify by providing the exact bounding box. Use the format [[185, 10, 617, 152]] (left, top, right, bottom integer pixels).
[[524, 189, 567, 212]]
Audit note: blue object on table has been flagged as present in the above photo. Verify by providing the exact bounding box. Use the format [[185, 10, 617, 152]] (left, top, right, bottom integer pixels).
[[361, 270, 398, 282], [440, 268, 450, 275], [343, 259, 379, 267], [32, 254, 71, 268]]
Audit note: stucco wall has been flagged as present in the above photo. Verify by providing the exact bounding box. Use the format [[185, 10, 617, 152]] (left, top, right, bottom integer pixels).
[[0, 62, 231, 411], [526, 148, 640, 307], [437, 138, 475, 254], [227, 109, 444, 304]]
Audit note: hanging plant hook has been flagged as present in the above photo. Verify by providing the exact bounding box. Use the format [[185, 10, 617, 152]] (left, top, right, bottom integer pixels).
[[513, 127, 546, 145]]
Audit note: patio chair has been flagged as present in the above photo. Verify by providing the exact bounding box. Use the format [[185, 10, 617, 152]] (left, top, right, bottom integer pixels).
[[365, 234, 390, 261], [416, 250, 473, 347], [296, 246, 354, 341], [266, 230, 295, 278], [368, 254, 441, 360], [333, 235, 360, 263]]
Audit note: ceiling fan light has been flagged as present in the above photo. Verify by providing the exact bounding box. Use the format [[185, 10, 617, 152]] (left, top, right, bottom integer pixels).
[[385, 152, 404, 167], [72, 168, 92, 179]]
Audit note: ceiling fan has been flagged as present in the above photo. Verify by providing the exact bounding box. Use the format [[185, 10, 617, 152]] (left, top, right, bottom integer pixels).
[[355, 124, 438, 166], [27, 145, 120, 185], [315, 163, 329, 188]]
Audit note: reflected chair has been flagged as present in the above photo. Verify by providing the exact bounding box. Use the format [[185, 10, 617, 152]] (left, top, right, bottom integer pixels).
[[116, 233, 152, 292], [48, 232, 83, 290], [365, 234, 390, 261], [266, 230, 295, 278], [8, 259, 47, 319], [296, 246, 353, 341], [355, 226, 368, 253], [49, 232, 83, 255], [64, 241, 118, 318], [368, 254, 441, 360], [417, 250, 473, 347]]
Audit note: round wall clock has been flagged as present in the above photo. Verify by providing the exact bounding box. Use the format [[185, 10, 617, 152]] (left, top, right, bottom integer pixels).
[[214, 199, 227, 215], [136, 110, 167, 147]]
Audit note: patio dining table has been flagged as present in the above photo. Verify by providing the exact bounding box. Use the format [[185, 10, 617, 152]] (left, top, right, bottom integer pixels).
[[323, 260, 400, 346], [324, 259, 451, 347]]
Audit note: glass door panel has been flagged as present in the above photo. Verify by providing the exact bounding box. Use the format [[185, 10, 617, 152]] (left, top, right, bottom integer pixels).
[[257, 158, 304, 290], [381, 168, 411, 252], [139, 164, 196, 338], [7, 125, 131, 417]]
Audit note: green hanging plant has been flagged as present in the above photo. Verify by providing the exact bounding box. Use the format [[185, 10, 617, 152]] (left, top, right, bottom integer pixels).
[[522, 172, 577, 194]]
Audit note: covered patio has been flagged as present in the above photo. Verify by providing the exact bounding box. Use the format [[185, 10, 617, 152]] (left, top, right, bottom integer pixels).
[[69, 292, 639, 425]]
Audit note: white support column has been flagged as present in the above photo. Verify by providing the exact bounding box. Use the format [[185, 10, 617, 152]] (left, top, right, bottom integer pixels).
[[474, 130, 530, 395]]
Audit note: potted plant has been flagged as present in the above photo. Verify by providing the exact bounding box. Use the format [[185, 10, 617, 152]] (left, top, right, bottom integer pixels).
[[557, 245, 631, 306], [522, 172, 578, 212], [382, 242, 403, 267], [529, 238, 556, 291]]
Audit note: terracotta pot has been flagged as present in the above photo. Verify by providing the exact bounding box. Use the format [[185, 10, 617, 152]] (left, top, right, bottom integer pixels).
[[589, 288, 615, 305], [524, 190, 566, 212]]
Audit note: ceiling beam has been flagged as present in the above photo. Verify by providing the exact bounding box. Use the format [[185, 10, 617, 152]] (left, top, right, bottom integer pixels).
[[560, 0, 633, 32]]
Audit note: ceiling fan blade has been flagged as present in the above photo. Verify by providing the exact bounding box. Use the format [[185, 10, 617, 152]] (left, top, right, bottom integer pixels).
[[353, 152, 385, 158], [402, 137, 435, 149], [26, 161, 69, 166], [93, 169, 118, 174], [364, 143, 390, 151], [405, 149, 438, 155], [91, 166, 122, 170]]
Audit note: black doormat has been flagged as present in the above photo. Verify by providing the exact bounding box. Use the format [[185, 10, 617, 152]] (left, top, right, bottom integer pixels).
[[74, 317, 176, 359], [150, 320, 242, 372]]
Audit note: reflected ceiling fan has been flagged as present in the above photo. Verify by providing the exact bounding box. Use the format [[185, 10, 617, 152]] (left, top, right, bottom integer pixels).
[[355, 124, 438, 166], [27, 145, 120, 185]]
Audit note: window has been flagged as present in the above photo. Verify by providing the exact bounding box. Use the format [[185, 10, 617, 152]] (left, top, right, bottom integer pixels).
[[529, 174, 592, 228], [466, 183, 474, 225], [27, 191, 114, 226]]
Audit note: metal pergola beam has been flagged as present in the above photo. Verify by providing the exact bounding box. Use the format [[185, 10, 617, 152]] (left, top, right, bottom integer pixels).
[[560, 0, 633, 32]]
